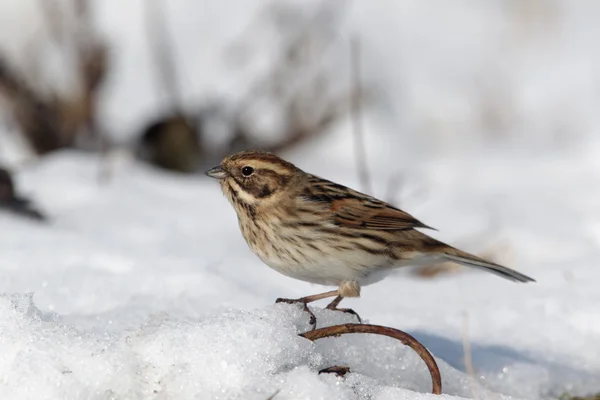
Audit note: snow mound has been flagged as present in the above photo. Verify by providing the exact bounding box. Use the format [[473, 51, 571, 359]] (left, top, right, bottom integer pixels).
[[1, 293, 519, 400], [0, 152, 598, 399]]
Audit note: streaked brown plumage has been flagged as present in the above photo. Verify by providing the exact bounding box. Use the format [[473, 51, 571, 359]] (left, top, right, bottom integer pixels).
[[205, 150, 534, 315]]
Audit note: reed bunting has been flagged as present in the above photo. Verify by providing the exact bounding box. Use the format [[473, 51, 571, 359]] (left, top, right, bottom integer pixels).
[[205, 150, 534, 320]]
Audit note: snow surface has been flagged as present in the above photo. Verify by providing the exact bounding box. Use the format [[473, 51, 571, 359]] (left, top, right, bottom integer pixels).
[[1, 149, 599, 400], [1, 0, 600, 399]]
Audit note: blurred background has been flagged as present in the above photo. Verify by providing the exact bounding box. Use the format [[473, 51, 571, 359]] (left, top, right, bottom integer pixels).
[[1, 0, 598, 171], [1, 1, 599, 399], [1, 0, 599, 278]]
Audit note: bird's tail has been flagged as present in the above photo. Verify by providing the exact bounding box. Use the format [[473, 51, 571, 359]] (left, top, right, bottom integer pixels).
[[411, 230, 535, 282], [438, 245, 535, 283]]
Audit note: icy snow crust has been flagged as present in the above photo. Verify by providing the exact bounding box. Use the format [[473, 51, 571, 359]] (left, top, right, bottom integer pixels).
[[0, 292, 493, 400], [1, 152, 599, 399]]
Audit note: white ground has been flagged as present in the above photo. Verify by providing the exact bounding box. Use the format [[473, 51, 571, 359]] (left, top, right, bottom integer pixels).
[[1, 1, 600, 399], [1, 147, 599, 400]]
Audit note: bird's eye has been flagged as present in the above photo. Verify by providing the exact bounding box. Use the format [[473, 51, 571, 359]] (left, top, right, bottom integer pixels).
[[241, 166, 254, 177]]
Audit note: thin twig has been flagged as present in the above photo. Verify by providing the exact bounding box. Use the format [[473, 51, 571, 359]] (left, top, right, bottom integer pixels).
[[301, 323, 442, 395], [461, 311, 479, 399], [225, 1, 350, 157], [37, 0, 64, 45], [228, 1, 349, 118], [349, 37, 371, 194], [143, 0, 183, 109]]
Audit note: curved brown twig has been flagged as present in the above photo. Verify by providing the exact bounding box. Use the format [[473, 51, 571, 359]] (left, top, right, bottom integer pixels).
[[300, 323, 442, 395]]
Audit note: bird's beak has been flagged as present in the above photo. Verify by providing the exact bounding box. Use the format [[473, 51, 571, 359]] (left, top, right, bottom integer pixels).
[[204, 165, 228, 180]]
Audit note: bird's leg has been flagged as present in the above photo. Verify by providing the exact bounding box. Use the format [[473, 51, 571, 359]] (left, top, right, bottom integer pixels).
[[275, 290, 339, 329], [325, 295, 362, 323], [276, 289, 340, 304]]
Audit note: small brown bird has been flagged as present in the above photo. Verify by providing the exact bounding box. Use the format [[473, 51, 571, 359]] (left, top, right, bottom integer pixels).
[[205, 150, 534, 319]]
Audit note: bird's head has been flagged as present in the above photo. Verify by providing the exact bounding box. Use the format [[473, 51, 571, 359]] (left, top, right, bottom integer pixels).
[[205, 150, 299, 208]]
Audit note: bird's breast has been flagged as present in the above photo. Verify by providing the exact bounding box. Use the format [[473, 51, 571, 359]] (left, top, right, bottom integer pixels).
[[236, 214, 394, 285]]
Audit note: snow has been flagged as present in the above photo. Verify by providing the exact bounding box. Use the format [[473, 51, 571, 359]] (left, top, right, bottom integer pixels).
[[0, 150, 598, 400], [1, 0, 600, 399]]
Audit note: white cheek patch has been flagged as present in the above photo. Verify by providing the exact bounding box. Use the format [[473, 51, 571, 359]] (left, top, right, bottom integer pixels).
[[226, 179, 257, 205]]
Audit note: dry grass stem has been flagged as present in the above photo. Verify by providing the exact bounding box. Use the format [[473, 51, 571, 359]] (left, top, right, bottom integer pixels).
[[301, 323, 442, 395]]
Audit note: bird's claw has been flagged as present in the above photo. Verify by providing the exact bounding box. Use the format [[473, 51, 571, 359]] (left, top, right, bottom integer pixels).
[[275, 298, 317, 330], [325, 305, 362, 324]]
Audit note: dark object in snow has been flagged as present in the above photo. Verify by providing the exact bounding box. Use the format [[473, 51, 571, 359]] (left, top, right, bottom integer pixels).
[[0, 168, 47, 222], [137, 114, 202, 173], [265, 390, 281, 400], [318, 366, 350, 377]]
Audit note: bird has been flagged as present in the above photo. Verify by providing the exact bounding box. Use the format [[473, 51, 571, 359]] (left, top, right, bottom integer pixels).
[[205, 150, 534, 322]]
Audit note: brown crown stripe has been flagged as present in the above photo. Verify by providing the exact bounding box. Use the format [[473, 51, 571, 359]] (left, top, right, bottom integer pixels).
[[228, 151, 297, 171]]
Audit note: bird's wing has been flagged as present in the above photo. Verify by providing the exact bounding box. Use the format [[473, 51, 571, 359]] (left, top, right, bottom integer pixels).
[[331, 197, 434, 231], [301, 175, 435, 231]]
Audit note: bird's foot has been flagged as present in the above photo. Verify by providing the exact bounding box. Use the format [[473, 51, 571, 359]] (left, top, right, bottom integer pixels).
[[325, 304, 362, 324], [275, 297, 317, 330]]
